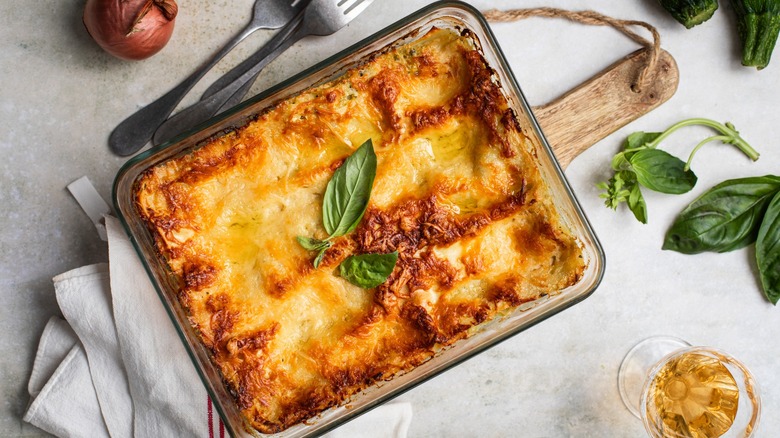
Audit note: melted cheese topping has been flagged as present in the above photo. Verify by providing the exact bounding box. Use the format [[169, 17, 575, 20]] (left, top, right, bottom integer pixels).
[[134, 28, 585, 433]]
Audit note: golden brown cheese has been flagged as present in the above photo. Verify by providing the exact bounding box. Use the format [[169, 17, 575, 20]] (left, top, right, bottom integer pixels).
[[134, 28, 585, 433]]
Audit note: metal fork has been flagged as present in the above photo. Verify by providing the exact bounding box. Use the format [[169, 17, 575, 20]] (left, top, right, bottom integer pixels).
[[151, 0, 375, 147], [108, 0, 306, 156]]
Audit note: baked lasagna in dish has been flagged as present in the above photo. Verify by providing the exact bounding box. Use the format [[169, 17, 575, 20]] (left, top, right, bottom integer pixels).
[[134, 27, 586, 433]]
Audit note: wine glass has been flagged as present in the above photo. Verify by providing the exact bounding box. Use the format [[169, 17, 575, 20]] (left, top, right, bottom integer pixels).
[[618, 336, 761, 437]]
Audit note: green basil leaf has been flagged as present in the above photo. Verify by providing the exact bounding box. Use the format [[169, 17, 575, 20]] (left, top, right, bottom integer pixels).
[[757, 191, 780, 304], [296, 236, 331, 251], [313, 246, 329, 269], [323, 139, 377, 237], [629, 148, 697, 194], [663, 176, 780, 254], [627, 182, 648, 224], [339, 251, 399, 289], [599, 170, 632, 210], [611, 151, 631, 171], [625, 131, 662, 151], [611, 132, 660, 170]]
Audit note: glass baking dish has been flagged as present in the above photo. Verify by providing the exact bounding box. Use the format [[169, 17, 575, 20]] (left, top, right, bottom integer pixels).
[[113, 1, 605, 436]]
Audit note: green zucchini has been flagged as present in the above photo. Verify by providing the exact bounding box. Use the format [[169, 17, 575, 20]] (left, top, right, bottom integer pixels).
[[657, 0, 719, 28], [731, 0, 780, 69]]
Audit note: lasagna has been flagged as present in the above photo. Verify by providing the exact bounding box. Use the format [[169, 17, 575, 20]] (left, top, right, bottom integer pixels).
[[134, 27, 585, 433]]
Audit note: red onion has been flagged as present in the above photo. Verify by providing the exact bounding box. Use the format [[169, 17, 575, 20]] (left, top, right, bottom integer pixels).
[[83, 0, 178, 61]]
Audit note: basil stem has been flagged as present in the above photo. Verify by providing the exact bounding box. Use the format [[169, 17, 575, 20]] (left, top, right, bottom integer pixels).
[[663, 176, 780, 254], [645, 118, 759, 165], [683, 135, 729, 171], [757, 191, 780, 304]]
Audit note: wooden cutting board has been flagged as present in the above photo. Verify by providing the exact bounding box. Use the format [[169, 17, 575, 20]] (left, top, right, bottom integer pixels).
[[531, 48, 679, 169]]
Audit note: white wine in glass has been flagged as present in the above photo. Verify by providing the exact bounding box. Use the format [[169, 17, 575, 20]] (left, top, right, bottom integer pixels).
[[619, 336, 761, 437]]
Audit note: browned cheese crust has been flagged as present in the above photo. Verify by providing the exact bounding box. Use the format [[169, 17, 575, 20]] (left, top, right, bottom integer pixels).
[[133, 28, 585, 433]]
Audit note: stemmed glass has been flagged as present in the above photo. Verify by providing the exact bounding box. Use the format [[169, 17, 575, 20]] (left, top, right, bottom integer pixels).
[[618, 336, 761, 437]]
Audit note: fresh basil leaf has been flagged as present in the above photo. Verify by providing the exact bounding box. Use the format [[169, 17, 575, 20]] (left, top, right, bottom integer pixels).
[[298, 236, 332, 268], [625, 131, 662, 150], [629, 148, 697, 194], [297, 236, 331, 251], [611, 151, 631, 171], [313, 246, 329, 269], [339, 251, 398, 289], [663, 176, 780, 254], [627, 182, 648, 224], [323, 139, 377, 237], [611, 132, 660, 171], [757, 191, 780, 304]]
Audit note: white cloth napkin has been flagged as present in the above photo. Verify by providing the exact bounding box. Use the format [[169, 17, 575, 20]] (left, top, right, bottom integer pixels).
[[24, 215, 412, 437]]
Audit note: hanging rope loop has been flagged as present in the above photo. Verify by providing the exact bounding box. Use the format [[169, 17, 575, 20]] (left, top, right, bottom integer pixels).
[[483, 8, 662, 93]]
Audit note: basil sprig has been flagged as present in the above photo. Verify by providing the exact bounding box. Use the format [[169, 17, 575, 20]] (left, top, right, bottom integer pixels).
[[297, 139, 376, 267], [663, 175, 780, 304], [598, 118, 779, 304], [297, 139, 398, 288], [599, 119, 759, 224]]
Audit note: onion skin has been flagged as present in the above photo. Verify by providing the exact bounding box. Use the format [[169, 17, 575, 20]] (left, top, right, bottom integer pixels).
[[83, 0, 178, 61]]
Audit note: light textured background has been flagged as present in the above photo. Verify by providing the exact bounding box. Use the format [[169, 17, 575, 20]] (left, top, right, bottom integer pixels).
[[2, 0, 778, 436]]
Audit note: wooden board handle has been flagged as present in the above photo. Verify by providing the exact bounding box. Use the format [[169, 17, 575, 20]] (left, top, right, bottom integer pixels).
[[531, 48, 679, 169]]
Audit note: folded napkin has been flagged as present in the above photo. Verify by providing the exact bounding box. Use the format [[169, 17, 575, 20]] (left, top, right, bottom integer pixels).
[[25, 191, 412, 437]]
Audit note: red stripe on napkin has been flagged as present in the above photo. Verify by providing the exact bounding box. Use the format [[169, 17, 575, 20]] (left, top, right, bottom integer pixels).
[[208, 396, 214, 438]]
